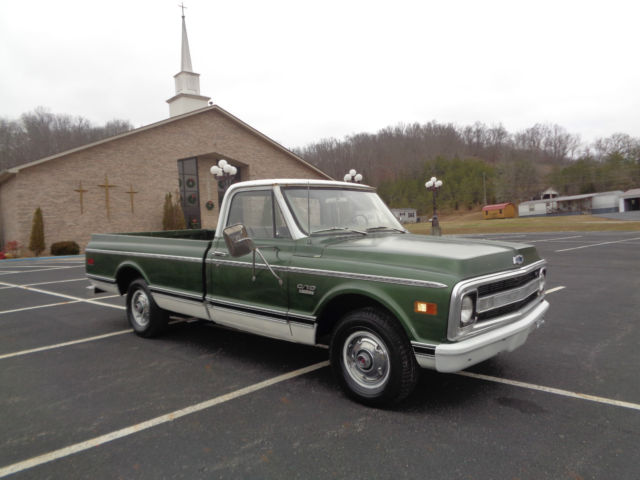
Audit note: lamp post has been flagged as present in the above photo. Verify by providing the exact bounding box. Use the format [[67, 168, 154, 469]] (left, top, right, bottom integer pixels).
[[210, 159, 238, 191], [344, 169, 363, 183], [425, 176, 443, 236]]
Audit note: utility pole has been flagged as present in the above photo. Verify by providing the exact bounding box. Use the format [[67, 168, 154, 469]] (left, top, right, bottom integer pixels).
[[483, 172, 487, 205]]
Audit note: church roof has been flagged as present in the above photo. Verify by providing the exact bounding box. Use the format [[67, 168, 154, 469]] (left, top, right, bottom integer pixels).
[[0, 105, 332, 184]]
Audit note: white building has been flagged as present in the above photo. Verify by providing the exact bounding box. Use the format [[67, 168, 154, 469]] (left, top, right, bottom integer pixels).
[[619, 189, 640, 212], [390, 208, 418, 223], [519, 191, 623, 217]]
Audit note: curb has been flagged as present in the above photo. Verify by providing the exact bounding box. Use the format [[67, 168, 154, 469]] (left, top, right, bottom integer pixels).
[[0, 255, 84, 263]]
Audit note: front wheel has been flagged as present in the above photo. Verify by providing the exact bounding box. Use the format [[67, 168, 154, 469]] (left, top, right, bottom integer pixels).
[[126, 279, 168, 337], [330, 307, 418, 406]]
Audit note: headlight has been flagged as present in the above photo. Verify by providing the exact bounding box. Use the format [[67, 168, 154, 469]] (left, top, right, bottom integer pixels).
[[460, 294, 476, 327], [538, 268, 546, 294]]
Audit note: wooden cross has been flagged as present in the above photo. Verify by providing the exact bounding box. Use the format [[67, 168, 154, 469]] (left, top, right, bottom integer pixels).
[[126, 184, 138, 214], [98, 175, 117, 220], [74, 181, 88, 214]]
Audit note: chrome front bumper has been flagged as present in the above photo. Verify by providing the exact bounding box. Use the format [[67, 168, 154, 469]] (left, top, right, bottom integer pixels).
[[413, 300, 549, 373]]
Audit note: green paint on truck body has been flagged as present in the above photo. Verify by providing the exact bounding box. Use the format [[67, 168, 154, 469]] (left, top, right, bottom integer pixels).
[[85, 179, 548, 392]]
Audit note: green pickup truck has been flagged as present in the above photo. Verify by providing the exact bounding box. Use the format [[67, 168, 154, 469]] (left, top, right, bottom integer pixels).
[[86, 179, 548, 405]]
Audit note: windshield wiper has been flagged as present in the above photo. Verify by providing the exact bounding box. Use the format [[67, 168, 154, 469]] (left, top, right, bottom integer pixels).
[[310, 227, 368, 236], [366, 226, 406, 233]]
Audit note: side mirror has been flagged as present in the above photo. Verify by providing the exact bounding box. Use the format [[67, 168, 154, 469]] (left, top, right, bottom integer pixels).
[[221, 223, 283, 287], [223, 224, 255, 257]]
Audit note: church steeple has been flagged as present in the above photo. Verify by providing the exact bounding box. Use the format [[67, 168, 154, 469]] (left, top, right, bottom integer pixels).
[[180, 12, 193, 72], [166, 5, 211, 117]]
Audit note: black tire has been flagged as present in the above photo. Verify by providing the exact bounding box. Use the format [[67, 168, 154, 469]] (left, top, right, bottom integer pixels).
[[126, 279, 168, 337], [330, 307, 418, 406]]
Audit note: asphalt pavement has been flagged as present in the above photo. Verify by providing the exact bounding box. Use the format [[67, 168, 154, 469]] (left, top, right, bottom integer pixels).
[[1, 231, 639, 479]]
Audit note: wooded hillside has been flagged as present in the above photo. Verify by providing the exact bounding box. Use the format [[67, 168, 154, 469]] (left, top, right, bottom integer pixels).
[[0, 107, 133, 171], [295, 122, 640, 215]]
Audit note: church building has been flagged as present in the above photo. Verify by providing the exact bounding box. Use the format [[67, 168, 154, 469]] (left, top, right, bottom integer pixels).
[[0, 12, 330, 255]]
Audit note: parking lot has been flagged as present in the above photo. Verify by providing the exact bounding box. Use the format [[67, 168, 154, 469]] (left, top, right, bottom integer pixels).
[[1, 231, 639, 479]]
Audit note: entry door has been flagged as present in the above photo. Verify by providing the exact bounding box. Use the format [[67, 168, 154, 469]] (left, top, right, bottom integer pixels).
[[207, 189, 293, 340]]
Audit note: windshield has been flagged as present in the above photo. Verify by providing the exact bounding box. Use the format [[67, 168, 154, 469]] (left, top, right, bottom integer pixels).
[[282, 187, 405, 236]]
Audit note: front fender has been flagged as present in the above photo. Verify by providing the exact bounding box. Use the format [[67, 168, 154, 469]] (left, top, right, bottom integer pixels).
[[312, 280, 443, 342]]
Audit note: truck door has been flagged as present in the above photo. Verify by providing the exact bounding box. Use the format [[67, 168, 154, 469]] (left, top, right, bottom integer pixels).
[[206, 188, 293, 340]]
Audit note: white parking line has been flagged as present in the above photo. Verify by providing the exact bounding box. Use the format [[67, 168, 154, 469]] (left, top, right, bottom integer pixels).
[[528, 235, 582, 243], [0, 266, 84, 275], [0, 278, 88, 290], [0, 360, 330, 479], [0, 319, 189, 361], [0, 295, 120, 316], [556, 237, 640, 252], [0, 300, 83, 315], [545, 286, 565, 294], [23, 278, 89, 287], [456, 371, 640, 412], [0, 265, 73, 269], [0, 281, 124, 311], [0, 329, 133, 360]]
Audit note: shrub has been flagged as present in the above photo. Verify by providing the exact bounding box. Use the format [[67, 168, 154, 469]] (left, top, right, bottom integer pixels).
[[5, 240, 20, 258], [50, 241, 80, 256], [162, 192, 186, 230], [29, 207, 45, 256]]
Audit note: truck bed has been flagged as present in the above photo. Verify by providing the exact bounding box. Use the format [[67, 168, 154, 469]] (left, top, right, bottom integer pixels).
[[118, 229, 216, 240], [86, 229, 216, 319]]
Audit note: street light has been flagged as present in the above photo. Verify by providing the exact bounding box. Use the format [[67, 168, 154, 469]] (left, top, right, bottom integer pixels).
[[344, 169, 364, 183], [210, 159, 238, 190], [425, 176, 443, 236]]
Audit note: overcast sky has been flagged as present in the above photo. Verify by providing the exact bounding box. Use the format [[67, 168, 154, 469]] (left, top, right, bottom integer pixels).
[[1, 0, 638, 150]]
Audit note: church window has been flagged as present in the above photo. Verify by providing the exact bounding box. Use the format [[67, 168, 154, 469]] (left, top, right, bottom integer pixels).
[[178, 157, 201, 229]]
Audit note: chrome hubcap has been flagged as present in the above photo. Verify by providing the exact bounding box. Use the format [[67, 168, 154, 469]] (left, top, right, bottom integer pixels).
[[131, 290, 150, 327], [343, 330, 390, 391]]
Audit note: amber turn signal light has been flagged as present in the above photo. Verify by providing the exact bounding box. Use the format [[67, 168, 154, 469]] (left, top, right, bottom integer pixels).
[[414, 301, 437, 315]]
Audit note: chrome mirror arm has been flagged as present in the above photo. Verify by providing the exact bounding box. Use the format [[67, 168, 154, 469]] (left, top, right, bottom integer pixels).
[[252, 248, 283, 286]]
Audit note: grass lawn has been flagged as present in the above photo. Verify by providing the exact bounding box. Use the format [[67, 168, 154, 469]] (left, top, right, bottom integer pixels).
[[406, 212, 640, 235]]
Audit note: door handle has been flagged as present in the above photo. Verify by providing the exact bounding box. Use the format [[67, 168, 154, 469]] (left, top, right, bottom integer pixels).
[[212, 251, 228, 257]]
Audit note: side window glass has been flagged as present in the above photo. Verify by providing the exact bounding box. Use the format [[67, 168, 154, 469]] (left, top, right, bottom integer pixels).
[[226, 190, 291, 239], [227, 190, 273, 239], [274, 202, 291, 239]]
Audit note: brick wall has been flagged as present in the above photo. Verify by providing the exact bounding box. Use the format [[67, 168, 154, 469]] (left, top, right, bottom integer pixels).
[[0, 108, 328, 255]]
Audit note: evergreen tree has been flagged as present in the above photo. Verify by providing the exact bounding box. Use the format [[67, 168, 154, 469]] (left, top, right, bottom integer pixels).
[[162, 193, 173, 230], [29, 207, 45, 256]]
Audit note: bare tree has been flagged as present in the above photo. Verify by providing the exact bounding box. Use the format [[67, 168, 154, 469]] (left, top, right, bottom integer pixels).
[[0, 107, 133, 170]]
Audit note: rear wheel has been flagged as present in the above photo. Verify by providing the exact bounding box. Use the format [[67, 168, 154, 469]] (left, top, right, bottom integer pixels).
[[330, 307, 418, 406], [126, 279, 168, 337]]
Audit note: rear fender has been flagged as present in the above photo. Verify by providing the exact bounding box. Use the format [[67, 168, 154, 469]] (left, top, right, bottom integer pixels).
[[115, 261, 150, 295]]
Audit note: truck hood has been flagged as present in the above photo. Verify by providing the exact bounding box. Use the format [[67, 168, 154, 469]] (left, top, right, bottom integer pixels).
[[316, 233, 540, 280]]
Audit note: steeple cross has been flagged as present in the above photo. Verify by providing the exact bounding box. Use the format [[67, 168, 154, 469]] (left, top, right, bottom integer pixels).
[[179, 2, 187, 16], [126, 184, 138, 214], [98, 175, 117, 220], [74, 181, 88, 214]]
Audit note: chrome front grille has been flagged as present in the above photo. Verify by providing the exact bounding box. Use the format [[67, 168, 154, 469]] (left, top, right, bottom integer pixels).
[[447, 260, 546, 341], [476, 272, 542, 321], [477, 270, 538, 296]]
